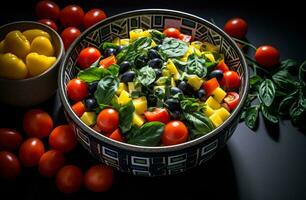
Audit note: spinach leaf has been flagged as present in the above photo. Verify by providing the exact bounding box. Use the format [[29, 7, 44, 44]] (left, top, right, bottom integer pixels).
[[278, 90, 298, 115], [94, 75, 119, 105], [77, 67, 110, 83], [261, 104, 279, 123], [249, 75, 263, 87], [245, 105, 259, 129], [149, 30, 165, 43], [99, 42, 118, 51], [299, 60, 306, 83], [258, 79, 275, 106], [186, 53, 207, 77], [272, 70, 298, 91], [133, 37, 152, 50], [184, 112, 214, 138], [119, 101, 135, 134], [108, 64, 120, 76], [127, 122, 164, 146], [172, 59, 187, 71], [137, 66, 156, 86], [180, 97, 201, 112], [160, 37, 188, 57]]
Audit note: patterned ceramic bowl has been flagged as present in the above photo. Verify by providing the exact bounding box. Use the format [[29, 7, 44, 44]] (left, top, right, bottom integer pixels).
[[58, 9, 249, 176]]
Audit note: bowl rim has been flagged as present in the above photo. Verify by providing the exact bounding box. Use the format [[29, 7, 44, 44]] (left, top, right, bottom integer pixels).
[[58, 9, 249, 153], [0, 21, 64, 82]]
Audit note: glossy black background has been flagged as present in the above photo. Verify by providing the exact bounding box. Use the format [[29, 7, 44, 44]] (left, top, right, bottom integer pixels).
[[0, 0, 306, 199]]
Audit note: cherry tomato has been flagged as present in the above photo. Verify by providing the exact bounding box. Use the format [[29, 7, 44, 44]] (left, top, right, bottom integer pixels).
[[39, 150, 65, 177], [178, 33, 192, 42], [216, 59, 229, 72], [108, 129, 124, 142], [255, 45, 280, 68], [61, 27, 81, 50], [71, 101, 86, 117], [0, 151, 21, 180], [162, 121, 189, 146], [202, 78, 220, 96], [163, 28, 181, 38], [60, 5, 85, 28], [19, 138, 45, 167], [224, 92, 240, 111], [23, 109, 53, 139], [84, 164, 114, 192], [99, 55, 116, 68], [220, 70, 241, 90], [66, 78, 88, 101], [38, 19, 58, 32], [97, 109, 119, 133], [35, 0, 60, 21], [56, 165, 83, 194], [49, 125, 77, 153], [0, 128, 22, 151], [77, 47, 101, 69], [224, 18, 248, 39], [83, 9, 107, 29], [144, 108, 170, 124]]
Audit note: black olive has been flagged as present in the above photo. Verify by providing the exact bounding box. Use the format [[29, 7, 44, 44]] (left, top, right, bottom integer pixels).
[[104, 48, 117, 57], [88, 81, 98, 95], [177, 81, 194, 95], [170, 87, 183, 96], [148, 49, 161, 59], [116, 45, 124, 53], [121, 71, 136, 83], [195, 89, 206, 101], [148, 58, 163, 69], [165, 98, 180, 111], [209, 69, 224, 81], [154, 68, 162, 78], [85, 98, 98, 111], [147, 94, 157, 107], [134, 54, 148, 68], [119, 61, 131, 73]]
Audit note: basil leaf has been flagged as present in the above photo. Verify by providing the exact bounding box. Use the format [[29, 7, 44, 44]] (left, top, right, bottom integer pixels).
[[258, 79, 275, 106], [77, 67, 110, 83], [133, 37, 152, 50], [172, 59, 187, 71], [119, 101, 135, 134], [127, 122, 164, 146], [249, 75, 263, 87], [94, 75, 119, 105], [185, 112, 214, 139], [245, 105, 259, 129], [278, 90, 299, 115], [99, 42, 118, 51], [108, 64, 120, 76], [180, 97, 200, 112], [149, 30, 165, 43], [272, 70, 298, 91], [261, 104, 279, 123], [137, 66, 156, 86], [160, 37, 188, 57], [289, 102, 306, 125], [299, 60, 306, 83], [280, 59, 298, 71], [186, 53, 207, 77]]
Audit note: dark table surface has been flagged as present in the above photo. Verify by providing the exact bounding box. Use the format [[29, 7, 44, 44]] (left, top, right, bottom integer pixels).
[[1, 0, 306, 199]]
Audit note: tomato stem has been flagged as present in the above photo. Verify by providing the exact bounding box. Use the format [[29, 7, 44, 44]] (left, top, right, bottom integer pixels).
[[233, 38, 257, 51]]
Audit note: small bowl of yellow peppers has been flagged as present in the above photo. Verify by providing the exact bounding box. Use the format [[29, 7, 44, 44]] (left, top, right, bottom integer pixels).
[[0, 21, 64, 106]]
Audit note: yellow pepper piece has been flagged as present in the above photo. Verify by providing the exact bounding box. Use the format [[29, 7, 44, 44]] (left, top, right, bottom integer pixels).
[[26, 52, 56, 77], [203, 52, 215, 62], [80, 112, 96, 126], [112, 37, 120, 45], [215, 107, 230, 122], [211, 87, 227, 103], [30, 36, 54, 56], [202, 42, 219, 52], [116, 82, 128, 95], [204, 105, 215, 117], [129, 29, 144, 41], [0, 40, 5, 53], [132, 112, 145, 127], [22, 29, 51, 43], [4, 30, 30, 58], [133, 97, 147, 115], [166, 59, 180, 80], [205, 96, 221, 110], [118, 90, 131, 105], [0, 53, 28, 79], [120, 39, 130, 46], [191, 41, 203, 50], [209, 113, 223, 128], [187, 75, 204, 90]]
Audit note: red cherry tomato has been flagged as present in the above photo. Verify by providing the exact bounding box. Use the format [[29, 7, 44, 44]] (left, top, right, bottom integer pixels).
[[38, 150, 65, 177], [162, 121, 189, 146], [144, 108, 170, 124], [202, 78, 220, 96], [66, 78, 88, 101], [61, 27, 81, 50], [83, 9, 107, 29], [216, 59, 229, 72], [71, 101, 86, 117], [224, 92, 240, 111], [97, 109, 119, 133], [23, 109, 53, 139], [178, 33, 192, 42], [56, 165, 83, 194], [60, 5, 85, 28], [99, 55, 117, 68], [0, 128, 23, 151], [108, 129, 124, 142], [163, 28, 181, 38], [19, 138, 45, 167], [84, 164, 114, 192], [0, 151, 21, 180], [77, 47, 101, 69], [35, 0, 60, 21], [255, 45, 280, 68], [38, 19, 58, 32], [220, 70, 241, 90], [224, 18, 248, 39], [49, 125, 77, 153]]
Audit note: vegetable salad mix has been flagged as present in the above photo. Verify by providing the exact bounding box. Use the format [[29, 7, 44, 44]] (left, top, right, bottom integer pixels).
[[66, 28, 241, 146]]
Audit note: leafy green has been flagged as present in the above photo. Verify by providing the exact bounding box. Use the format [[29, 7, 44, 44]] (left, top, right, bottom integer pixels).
[[160, 37, 188, 57], [107, 64, 120, 76], [99, 42, 118, 51], [272, 70, 298, 92], [186, 53, 207, 77], [261, 104, 279, 123], [245, 105, 259, 129], [149, 30, 165, 43], [119, 101, 135, 134], [280, 59, 298, 72], [278, 90, 298, 115], [249, 75, 263, 87], [299, 60, 306, 82], [94, 75, 119, 105], [137, 66, 156, 86], [185, 112, 214, 139], [258, 79, 275, 106], [127, 122, 164, 146], [77, 67, 109, 83]]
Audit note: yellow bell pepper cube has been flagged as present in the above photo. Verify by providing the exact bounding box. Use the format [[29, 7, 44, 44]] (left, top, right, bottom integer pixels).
[[116, 82, 128, 96], [162, 69, 171, 76], [133, 97, 147, 115], [171, 77, 176, 87], [112, 37, 120, 45], [215, 107, 231, 122], [209, 113, 223, 128], [132, 112, 145, 127], [187, 75, 204, 90], [151, 40, 157, 47], [211, 87, 227, 103], [129, 29, 144, 41], [120, 39, 130, 46], [166, 59, 180, 80], [118, 90, 131, 105], [204, 105, 215, 117], [203, 53, 215, 62], [205, 96, 221, 110], [191, 41, 203, 50], [80, 112, 96, 126], [142, 30, 151, 38]]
